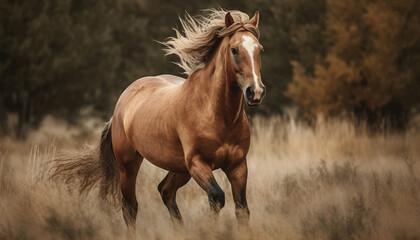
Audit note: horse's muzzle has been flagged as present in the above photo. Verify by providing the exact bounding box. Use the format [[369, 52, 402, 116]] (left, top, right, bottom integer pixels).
[[245, 85, 266, 106]]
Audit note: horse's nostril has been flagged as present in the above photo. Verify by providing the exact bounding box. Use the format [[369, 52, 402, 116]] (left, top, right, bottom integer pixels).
[[262, 86, 266, 97], [246, 87, 254, 100]]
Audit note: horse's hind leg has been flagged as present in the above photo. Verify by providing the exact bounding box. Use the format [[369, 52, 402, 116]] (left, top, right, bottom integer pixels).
[[114, 144, 143, 228], [120, 152, 142, 228], [158, 172, 191, 223]]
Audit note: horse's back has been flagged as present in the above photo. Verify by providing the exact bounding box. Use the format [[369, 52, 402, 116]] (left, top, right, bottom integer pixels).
[[127, 74, 185, 90], [118, 74, 185, 105], [156, 74, 186, 85]]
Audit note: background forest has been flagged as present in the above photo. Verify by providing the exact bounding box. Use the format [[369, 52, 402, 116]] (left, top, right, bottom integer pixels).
[[1, 0, 419, 139]]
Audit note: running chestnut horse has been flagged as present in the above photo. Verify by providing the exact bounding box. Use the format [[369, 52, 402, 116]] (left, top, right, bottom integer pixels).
[[53, 9, 265, 227]]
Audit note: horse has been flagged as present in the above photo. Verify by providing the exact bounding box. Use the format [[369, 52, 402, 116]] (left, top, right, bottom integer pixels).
[[53, 9, 265, 228]]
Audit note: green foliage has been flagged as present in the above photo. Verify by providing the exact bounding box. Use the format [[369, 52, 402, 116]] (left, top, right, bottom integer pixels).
[[0, 0, 123, 138]]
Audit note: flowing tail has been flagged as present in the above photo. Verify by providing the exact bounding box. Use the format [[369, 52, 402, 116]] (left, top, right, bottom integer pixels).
[[51, 119, 121, 204]]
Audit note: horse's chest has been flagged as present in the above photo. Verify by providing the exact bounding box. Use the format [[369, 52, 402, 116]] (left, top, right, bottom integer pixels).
[[213, 143, 246, 166], [197, 139, 248, 169], [187, 120, 250, 169]]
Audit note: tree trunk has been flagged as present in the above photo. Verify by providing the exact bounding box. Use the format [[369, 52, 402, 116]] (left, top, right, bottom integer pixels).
[[0, 106, 8, 136], [16, 91, 30, 140]]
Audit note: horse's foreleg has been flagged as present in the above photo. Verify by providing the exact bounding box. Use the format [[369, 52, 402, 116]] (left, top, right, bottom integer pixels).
[[224, 160, 250, 225], [187, 155, 225, 213], [158, 172, 191, 223]]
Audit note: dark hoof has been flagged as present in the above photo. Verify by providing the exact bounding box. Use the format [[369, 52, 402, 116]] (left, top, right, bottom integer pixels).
[[207, 184, 225, 212]]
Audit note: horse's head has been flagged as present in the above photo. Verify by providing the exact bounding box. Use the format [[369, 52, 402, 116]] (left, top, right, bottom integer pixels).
[[225, 12, 265, 106]]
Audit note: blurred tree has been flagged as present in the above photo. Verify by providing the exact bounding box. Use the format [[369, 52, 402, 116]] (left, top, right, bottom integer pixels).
[[286, 0, 420, 127], [0, 0, 122, 138]]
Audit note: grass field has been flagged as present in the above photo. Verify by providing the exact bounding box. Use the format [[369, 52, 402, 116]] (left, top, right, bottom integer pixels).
[[1, 115, 420, 240]]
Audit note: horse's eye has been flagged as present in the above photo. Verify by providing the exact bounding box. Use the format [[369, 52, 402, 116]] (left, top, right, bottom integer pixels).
[[231, 48, 238, 55]]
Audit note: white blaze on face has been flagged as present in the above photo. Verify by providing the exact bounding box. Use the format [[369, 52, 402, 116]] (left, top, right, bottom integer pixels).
[[242, 35, 259, 87], [241, 35, 264, 101]]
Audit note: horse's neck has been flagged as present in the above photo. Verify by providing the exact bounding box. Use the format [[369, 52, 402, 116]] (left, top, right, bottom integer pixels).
[[189, 39, 245, 124]]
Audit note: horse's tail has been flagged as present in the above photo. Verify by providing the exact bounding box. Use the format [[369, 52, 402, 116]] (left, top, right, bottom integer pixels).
[[51, 119, 121, 205]]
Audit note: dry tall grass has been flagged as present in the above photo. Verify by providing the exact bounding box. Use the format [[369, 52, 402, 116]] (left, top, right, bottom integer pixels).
[[1, 115, 419, 240]]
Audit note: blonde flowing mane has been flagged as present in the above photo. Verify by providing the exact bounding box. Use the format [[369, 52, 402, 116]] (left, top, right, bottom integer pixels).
[[162, 9, 260, 75]]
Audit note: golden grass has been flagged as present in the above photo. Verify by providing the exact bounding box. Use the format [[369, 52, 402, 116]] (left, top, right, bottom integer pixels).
[[1, 115, 420, 239]]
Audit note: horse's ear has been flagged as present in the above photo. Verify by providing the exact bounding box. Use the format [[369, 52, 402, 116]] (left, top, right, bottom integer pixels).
[[249, 11, 260, 28], [225, 12, 234, 28]]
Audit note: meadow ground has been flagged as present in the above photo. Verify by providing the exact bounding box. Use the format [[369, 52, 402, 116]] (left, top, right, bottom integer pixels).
[[1, 115, 420, 240]]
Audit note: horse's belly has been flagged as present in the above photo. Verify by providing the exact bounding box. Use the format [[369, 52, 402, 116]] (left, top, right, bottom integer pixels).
[[128, 114, 187, 173], [138, 141, 187, 173]]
